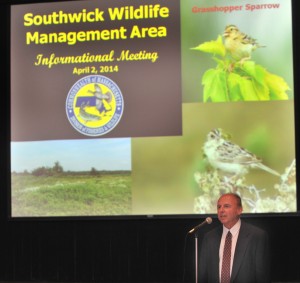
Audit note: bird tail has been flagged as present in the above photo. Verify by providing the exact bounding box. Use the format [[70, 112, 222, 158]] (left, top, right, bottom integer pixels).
[[258, 163, 281, 177]]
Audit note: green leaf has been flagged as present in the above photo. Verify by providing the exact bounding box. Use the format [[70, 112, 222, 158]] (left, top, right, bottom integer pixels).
[[227, 73, 243, 101], [234, 62, 270, 100], [191, 35, 226, 57], [240, 62, 290, 100], [241, 62, 266, 86], [264, 72, 290, 100], [227, 72, 267, 101], [238, 77, 260, 101], [252, 80, 270, 100], [202, 68, 228, 102]]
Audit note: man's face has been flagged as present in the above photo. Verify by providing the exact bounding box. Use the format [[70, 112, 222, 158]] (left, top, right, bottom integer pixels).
[[217, 194, 243, 229]]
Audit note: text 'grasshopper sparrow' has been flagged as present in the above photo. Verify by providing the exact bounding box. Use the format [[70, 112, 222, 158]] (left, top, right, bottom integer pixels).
[[223, 25, 265, 62], [203, 129, 280, 178]]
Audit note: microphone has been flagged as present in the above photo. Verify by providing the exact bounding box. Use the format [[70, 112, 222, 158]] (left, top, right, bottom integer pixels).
[[188, 217, 212, 234]]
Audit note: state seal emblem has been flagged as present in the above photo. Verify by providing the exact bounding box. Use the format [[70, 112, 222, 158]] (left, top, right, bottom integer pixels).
[[66, 75, 124, 136]]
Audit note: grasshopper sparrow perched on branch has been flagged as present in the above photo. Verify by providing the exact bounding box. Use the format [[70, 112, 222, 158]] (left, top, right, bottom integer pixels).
[[223, 25, 265, 62], [203, 128, 280, 178]]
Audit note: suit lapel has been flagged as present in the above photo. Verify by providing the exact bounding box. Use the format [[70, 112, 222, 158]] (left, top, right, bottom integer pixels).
[[212, 227, 222, 282], [231, 222, 250, 281]]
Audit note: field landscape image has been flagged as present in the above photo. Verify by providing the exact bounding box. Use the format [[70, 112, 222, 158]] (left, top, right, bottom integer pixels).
[[11, 138, 132, 217]]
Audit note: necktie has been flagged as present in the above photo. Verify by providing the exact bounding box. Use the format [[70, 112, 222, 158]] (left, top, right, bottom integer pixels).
[[221, 231, 232, 283]]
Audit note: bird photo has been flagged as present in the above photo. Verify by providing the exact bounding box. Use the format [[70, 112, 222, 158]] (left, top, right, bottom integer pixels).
[[202, 128, 280, 178], [190, 24, 290, 102], [194, 126, 296, 213]]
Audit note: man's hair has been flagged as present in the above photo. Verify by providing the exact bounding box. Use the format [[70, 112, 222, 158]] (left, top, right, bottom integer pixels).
[[222, 193, 242, 207]]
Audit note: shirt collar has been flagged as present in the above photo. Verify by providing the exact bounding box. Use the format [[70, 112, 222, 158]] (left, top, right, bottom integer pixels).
[[223, 218, 241, 237]]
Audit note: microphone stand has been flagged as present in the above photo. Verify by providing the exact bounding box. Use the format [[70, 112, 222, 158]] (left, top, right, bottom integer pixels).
[[189, 217, 212, 282], [194, 231, 198, 283]]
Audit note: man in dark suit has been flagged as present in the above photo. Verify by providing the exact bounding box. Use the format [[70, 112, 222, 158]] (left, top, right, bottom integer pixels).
[[198, 193, 270, 283]]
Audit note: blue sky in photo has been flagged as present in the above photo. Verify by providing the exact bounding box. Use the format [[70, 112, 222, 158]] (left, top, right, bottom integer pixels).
[[11, 138, 132, 172]]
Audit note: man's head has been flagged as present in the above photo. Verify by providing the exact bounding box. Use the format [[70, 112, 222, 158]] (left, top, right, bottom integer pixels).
[[217, 193, 243, 229]]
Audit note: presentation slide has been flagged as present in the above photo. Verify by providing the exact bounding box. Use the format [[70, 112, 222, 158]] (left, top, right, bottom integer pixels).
[[10, 0, 296, 217]]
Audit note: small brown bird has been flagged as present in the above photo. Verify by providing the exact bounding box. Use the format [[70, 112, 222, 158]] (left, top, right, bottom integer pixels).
[[223, 25, 265, 62], [203, 128, 280, 178]]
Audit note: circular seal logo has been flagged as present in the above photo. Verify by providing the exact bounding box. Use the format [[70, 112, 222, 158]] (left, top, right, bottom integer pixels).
[[66, 75, 124, 136]]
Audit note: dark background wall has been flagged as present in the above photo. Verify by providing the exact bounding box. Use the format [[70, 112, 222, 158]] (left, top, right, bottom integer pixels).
[[1, 0, 300, 282], [0, 215, 300, 282]]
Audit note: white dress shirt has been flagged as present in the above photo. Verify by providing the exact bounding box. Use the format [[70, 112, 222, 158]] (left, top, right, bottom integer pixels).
[[219, 219, 241, 280]]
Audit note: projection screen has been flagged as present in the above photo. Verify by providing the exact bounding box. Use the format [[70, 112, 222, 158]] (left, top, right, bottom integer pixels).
[[10, 0, 296, 217]]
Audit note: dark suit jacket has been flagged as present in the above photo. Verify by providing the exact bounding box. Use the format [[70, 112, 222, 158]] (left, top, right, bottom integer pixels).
[[198, 220, 270, 283]]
